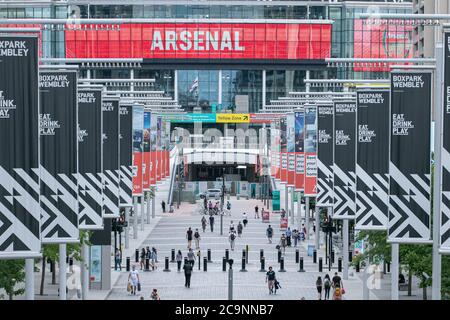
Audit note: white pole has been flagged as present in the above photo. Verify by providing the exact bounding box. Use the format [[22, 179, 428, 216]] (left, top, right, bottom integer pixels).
[[124, 207, 130, 249], [297, 192, 302, 229], [290, 187, 295, 225], [59, 244, 67, 300], [305, 197, 310, 240], [146, 191, 151, 224], [432, 42, 443, 301], [285, 185, 289, 219], [363, 261, 370, 300], [133, 196, 138, 239], [81, 243, 89, 300], [140, 196, 145, 231], [315, 206, 320, 250], [343, 219, 349, 280], [391, 243, 399, 300], [25, 259, 34, 300], [152, 187, 156, 218]]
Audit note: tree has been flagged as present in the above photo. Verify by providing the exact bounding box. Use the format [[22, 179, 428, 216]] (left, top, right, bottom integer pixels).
[[0, 259, 25, 300], [400, 244, 432, 300]]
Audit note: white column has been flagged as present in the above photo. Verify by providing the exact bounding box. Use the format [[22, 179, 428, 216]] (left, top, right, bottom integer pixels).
[[152, 187, 156, 218], [59, 244, 67, 300], [133, 197, 138, 239], [146, 192, 151, 224], [140, 196, 145, 231], [343, 219, 349, 280], [285, 185, 289, 219], [124, 207, 130, 249], [297, 192, 302, 229], [81, 243, 89, 300], [363, 261, 370, 300], [315, 206, 320, 250], [290, 187, 295, 225], [305, 196, 310, 240], [25, 259, 34, 300], [391, 243, 399, 300]]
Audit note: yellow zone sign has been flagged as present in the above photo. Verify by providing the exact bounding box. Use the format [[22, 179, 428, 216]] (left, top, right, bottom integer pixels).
[[216, 114, 250, 123]]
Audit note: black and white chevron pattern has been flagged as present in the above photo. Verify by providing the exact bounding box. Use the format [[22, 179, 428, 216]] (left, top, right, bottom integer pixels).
[[0, 166, 41, 256], [441, 148, 450, 250], [356, 164, 389, 230], [103, 169, 120, 217], [120, 165, 133, 207], [317, 159, 333, 206], [388, 162, 431, 242], [77, 172, 103, 230], [333, 164, 356, 219], [36, 165, 79, 243]]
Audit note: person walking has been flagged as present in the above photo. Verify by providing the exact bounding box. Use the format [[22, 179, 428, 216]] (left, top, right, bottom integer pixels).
[[194, 228, 201, 249], [201, 216, 207, 232], [187, 248, 195, 268], [237, 222, 243, 237], [176, 250, 183, 272], [139, 248, 146, 270], [332, 272, 343, 289], [229, 220, 235, 233], [161, 200, 166, 213], [286, 227, 292, 247], [149, 248, 157, 270], [266, 225, 274, 243], [265, 266, 276, 295], [316, 276, 323, 300], [254, 205, 259, 219], [114, 248, 122, 271], [150, 288, 160, 300], [292, 229, 299, 247], [242, 212, 248, 227], [152, 247, 158, 263], [323, 274, 332, 300], [128, 265, 140, 295], [183, 260, 193, 288], [209, 214, 215, 232], [229, 231, 237, 251], [278, 233, 287, 254], [186, 227, 193, 249]]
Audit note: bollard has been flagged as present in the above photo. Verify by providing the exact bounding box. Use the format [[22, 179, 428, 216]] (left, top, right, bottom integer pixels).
[[279, 257, 286, 272], [349, 250, 353, 263], [222, 257, 227, 272], [246, 245, 249, 264], [331, 250, 335, 264], [171, 249, 175, 262], [313, 250, 317, 264], [295, 249, 299, 264], [225, 249, 229, 261], [356, 261, 360, 273], [319, 257, 323, 272], [298, 257, 305, 272], [163, 257, 170, 272], [207, 249, 212, 262], [260, 249, 264, 260], [198, 255, 201, 271], [338, 258, 342, 272], [135, 249, 139, 263], [203, 257, 207, 272], [277, 249, 282, 263], [242, 249, 246, 262], [145, 258, 150, 271], [387, 261, 390, 273], [259, 257, 266, 272], [126, 257, 131, 272], [240, 257, 247, 272]]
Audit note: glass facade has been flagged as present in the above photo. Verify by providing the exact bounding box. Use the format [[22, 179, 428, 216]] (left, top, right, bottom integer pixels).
[[222, 70, 262, 114]]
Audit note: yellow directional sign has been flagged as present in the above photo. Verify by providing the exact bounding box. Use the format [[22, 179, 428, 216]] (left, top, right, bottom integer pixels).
[[216, 113, 250, 123]]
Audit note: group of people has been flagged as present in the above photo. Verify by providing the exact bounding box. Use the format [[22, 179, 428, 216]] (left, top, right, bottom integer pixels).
[[127, 265, 161, 300], [138, 246, 158, 271], [316, 272, 345, 300]]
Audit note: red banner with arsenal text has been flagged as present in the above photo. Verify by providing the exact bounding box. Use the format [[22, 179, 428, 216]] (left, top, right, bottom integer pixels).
[[65, 23, 331, 60]]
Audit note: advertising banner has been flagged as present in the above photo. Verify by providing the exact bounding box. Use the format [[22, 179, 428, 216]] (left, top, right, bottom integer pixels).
[[274, 119, 281, 180], [102, 98, 120, 218], [39, 70, 79, 243], [286, 112, 296, 186], [132, 105, 144, 196], [150, 111, 157, 186], [143, 110, 151, 191], [280, 116, 288, 184], [304, 105, 318, 197], [0, 35, 41, 258], [441, 32, 450, 252], [294, 109, 305, 191], [356, 90, 390, 230], [156, 115, 162, 183], [119, 104, 133, 207], [161, 120, 166, 180], [272, 190, 280, 211], [333, 101, 357, 220], [389, 71, 431, 243], [77, 89, 103, 229], [165, 121, 171, 178], [66, 23, 332, 60], [316, 105, 334, 207]]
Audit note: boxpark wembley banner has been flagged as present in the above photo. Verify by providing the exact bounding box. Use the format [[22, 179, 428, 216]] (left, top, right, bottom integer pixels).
[[39, 70, 79, 243], [133, 105, 144, 196], [304, 105, 317, 197], [356, 90, 390, 230], [119, 104, 133, 207], [333, 101, 357, 220], [286, 112, 296, 187], [0, 36, 41, 258], [441, 31, 450, 252], [389, 71, 431, 243], [294, 109, 305, 191], [77, 88, 103, 229], [316, 104, 334, 207], [102, 97, 120, 218], [143, 110, 151, 191]]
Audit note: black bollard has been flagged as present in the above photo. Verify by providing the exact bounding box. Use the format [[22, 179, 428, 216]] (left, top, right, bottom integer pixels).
[[222, 257, 227, 272], [319, 257, 323, 272], [126, 257, 131, 272], [298, 257, 305, 272], [331, 250, 335, 264], [242, 249, 246, 262], [207, 249, 212, 262], [313, 250, 317, 264], [171, 249, 175, 262], [69, 257, 73, 267], [145, 258, 150, 271], [259, 257, 266, 272], [356, 261, 360, 273], [260, 249, 264, 260], [279, 257, 286, 272], [198, 255, 201, 271], [338, 258, 342, 272], [203, 257, 207, 272], [135, 249, 139, 263], [387, 261, 390, 273], [295, 249, 299, 264], [348, 250, 353, 263], [163, 257, 170, 272], [225, 249, 229, 261], [240, 257, 247, 272], [246, 245, 249, 264], [277, 249, 282, 263]]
